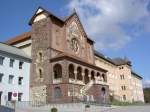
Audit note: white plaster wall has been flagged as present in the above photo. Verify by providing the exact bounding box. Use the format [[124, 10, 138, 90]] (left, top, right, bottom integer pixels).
[[13, 39, 32, 57], [131, 75, 144, 102], [0, 55, 30, 105]]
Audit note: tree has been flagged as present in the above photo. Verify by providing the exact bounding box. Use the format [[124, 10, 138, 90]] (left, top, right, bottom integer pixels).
[[143, 88, 150, 103]]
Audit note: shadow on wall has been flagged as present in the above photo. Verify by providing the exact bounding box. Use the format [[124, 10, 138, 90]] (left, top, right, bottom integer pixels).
[[0, 106, 14, 112]]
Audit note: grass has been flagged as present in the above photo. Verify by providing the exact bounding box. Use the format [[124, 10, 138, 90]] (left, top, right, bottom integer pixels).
[[111, 99, 144, 106]]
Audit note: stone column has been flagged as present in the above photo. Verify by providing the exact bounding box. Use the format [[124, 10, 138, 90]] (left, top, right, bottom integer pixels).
[[88, 74, 91, 82], [74, 66, 78, 82], [82, 72, 85, 84], [95, 74, 98, 83]]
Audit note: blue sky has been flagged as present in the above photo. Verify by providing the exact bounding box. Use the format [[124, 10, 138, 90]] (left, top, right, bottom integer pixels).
[[0, 0, 150, 84]]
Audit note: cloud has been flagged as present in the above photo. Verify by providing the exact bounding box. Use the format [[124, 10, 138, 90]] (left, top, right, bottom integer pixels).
[[143, 79, 150, 88], [67, 0, 150, 50]]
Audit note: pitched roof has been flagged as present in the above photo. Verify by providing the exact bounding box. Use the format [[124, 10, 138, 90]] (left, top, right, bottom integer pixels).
[[29, 6, 64, 25], [94, 50, 116, 65], [131, 71, 143, 79], [0, 42, 31, 60], [5, 31, 31, 45], [50, 52, 107, 72], [111, 57, 132, 66], [6, 7, 94, 45]]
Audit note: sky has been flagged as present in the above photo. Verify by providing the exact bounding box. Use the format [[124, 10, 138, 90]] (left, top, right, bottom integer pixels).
[[0, 0, 150, 86]]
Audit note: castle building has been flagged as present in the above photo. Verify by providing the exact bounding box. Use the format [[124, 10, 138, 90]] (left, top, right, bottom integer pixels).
[[5, 7, 144, 103], [0, 42, 31, 105]]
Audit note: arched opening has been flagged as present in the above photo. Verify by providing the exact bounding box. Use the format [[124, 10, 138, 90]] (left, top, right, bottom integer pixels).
[[38, 68, 43, 78], [54, 87, 62, 98], [101, 87, 106, 103], [77, 67, 82, 80], [102, 74, 107, 82], [69, 64, 75, 79], [101, 87, 106, 95], [97, 72, 100, 81], [53, 64, 62, 79], [91, 71, 95, 81], [38, 51, 43, 62], [84, 69, 89, 84]]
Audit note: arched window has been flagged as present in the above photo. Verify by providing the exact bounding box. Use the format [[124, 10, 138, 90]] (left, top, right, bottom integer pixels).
[[91, 71, 95, 81], [53, 64, 62, 79], [54, 87, 62, 98], [39, 68, 43, 78], [77, 67, 82, 80], [37, 51, 43, 62], [69, 64, 75, 79], [84, 69, 89, 84]]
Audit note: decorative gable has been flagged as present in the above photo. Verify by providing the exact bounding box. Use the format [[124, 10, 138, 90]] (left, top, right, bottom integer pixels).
[[29, 7, 48, 25]]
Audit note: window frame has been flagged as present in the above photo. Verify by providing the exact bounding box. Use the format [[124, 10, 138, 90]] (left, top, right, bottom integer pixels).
[[8, 75, 14, 84], [0, 56, 4, 65], [9, 59, 15, 68]]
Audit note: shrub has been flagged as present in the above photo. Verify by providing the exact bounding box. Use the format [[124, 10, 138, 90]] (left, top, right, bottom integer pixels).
[[51, 107, 58, 112], [85, 105, 90, 108]]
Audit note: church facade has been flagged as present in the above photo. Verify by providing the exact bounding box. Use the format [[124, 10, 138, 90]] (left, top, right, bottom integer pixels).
[[5, 7, 144, 103]]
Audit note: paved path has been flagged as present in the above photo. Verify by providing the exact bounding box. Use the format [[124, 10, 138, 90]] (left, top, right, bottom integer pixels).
[[105, 105, 150, 112]]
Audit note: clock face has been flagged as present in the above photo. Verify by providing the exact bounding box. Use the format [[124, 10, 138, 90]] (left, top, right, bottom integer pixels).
[[70, 38, 79, 53]]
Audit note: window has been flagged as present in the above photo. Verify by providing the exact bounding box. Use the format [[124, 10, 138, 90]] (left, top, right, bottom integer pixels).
[[9, 59, 14, 67], [54, 87, 62, 98], [8, 92, 12, 101], [119, 66, 124, 70], [39, 69, 43, 78], [0, 73, 3, 83], [19, 61, 24, 69], [0, 56, 4, 65], [39, 52, 42, 61], [8, 75, 14, 84], [123, 95, 126, 101], [120, 75, 125, 80], [18, 93, 23, 101], [38, 52, 43, 62], [121, 86, 126, 90], [18, 77, 23, 85]]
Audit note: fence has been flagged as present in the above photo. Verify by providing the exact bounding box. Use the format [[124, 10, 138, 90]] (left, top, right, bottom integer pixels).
[[0, 105, 14, 112]]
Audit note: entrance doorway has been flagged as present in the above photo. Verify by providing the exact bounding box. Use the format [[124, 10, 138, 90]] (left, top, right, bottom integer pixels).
[[8, 92, 12, 101], [101, 87, 106, 103]]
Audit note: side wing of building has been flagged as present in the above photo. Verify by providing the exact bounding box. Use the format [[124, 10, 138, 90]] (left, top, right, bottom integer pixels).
[[0, 42, 31, 105]]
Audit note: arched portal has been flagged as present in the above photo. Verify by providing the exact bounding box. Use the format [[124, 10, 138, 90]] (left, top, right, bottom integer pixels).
[[53, 64, 62, 79], [77, 67, 82, 80], [69, 64, 75, 79]]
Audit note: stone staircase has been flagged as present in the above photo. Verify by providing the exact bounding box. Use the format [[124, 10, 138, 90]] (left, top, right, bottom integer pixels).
[[80, 80, 94, 96]]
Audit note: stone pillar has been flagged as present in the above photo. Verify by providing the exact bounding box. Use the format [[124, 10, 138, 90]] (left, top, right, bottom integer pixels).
[[74, 66, 77, 82], [88, 74, 91, 81], [82, 72, 85, 84], [95, 72, 98, 81]]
